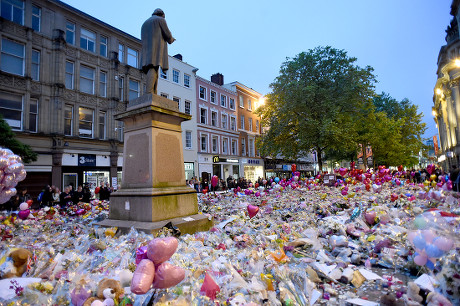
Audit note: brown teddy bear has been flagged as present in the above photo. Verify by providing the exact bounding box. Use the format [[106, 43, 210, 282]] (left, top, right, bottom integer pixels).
[[0, 248, 32, 279], [83, 278, 124, 306]]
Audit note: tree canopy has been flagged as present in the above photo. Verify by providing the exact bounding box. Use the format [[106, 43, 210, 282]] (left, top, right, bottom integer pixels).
[[0, 115, 37, 163], [256, 46, 376, 169], [257, 47, 427, 169]]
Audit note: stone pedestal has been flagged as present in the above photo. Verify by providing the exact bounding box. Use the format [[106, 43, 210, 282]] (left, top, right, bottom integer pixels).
[[103, 94, 212, 233]]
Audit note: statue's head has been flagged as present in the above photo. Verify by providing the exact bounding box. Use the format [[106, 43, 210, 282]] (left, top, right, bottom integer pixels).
[[153, 8, 165, 18]]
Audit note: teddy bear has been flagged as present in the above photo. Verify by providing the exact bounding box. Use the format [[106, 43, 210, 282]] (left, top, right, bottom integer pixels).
[[402, 282, 424, 306], [83, 278, 124, 306], [426, 291, 453, 306], [0, 248, 32, 279]]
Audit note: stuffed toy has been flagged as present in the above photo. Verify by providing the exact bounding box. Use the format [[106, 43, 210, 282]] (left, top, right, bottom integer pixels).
[[83, 278, 124, 306], [402, 282, 423, 306], [0, 248, 32, 279], [426, 291, 453, 306]]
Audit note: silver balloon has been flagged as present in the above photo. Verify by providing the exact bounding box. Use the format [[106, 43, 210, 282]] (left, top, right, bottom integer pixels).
[[0, 169, 3, 181], [8, 154, 22, 164], [4, 187, 17, 198], [0, 157, 8, 169], [0, 148, 13, 157], [7, 162, 24, 174], [14, 169, 26, 182], [1, 174, 15, 188]]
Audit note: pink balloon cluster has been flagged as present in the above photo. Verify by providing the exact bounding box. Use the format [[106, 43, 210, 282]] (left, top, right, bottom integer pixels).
[[131, 237, 185, 294], [0, 147, 26, 204]]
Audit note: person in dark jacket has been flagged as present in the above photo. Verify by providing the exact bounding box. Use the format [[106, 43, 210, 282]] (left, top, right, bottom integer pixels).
[[450, 165, 460, 192], [72, 185, 84, 203], [59, 186, 73, 209]]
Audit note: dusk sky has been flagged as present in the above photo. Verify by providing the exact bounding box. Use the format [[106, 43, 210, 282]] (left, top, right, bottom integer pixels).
[[63, 0, 451, 138]]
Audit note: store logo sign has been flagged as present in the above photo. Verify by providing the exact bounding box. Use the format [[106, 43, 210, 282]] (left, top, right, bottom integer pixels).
[[213, 155, 220, 163], [78, 154, 96, 166]]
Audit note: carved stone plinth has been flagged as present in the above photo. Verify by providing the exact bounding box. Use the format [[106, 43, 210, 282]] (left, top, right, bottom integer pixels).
[[106, 94, 212, 232]]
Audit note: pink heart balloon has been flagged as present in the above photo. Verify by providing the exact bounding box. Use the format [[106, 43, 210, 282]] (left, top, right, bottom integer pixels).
[[426, 164, 434, 175], [247, 205, 259, 218], [147, 237, 179, 265], [131, 259, 155, 294], [152, 262, 185, 289], [339, 167, 347, 177], [18, 209, 30, 220]]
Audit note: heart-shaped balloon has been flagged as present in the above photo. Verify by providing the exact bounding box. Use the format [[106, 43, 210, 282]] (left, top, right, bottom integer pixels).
[[152, 262, 185, 289], [131, 259, 155, 294], [147, 237, 178, 265], [339, 167, 347, 177], [18, 209, 30, 220], [247, 205, 259, 218], [426, 164, 434, 175]]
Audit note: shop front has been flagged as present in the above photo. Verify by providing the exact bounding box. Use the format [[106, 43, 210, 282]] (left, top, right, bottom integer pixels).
[[61, 152, 122, 193], [212, 155, 240, 180], [184, 162, 195, 181], [241, 158, 264, 182]]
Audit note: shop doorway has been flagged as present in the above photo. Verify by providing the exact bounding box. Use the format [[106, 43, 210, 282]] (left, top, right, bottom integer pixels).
[[83, 171, 109, 192], [63, 173, 77, 190]]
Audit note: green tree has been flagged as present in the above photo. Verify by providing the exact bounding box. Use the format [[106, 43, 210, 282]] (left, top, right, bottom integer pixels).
[[0, 114, 37, 163], [371, 92, 427, 166], [257, 46, 376, 169]]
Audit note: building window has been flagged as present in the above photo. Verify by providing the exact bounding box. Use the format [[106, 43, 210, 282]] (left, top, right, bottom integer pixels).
[[172, 69, 179, 83], [64, 105, 73, 136], [65, 61, 74, 89], [231, 139, 237, 155], [255, 120, 259, 133], [184, 100, 191, 115], [201, 134, 207, 152], [173, 96, 180, 109], [99, 71, 107, 97], [127, 47, 138, 68], [185, 131, 192, 149], [211, 111, 217, 127], [230, 117, 236, 131], [117, 121, 124, 142], [118, 77, 124, 101], [78, 107, 93, 138], [1, 38, 24, 76], [184, 74, 190, 88], [200, 108, 207, 124], [241, 138, 246, 155], [129, 79, 140, 100], [98, 111, 106, 139], [249, 139, 254, 157], [212, 136, 218, 153], [160, 67, 167, 79], [29, 98, 37, 132], [210, 90, 216, 104], [222, 138, 228, 154], [229, 98, 235, 109], [0, 92, 22, 130], [31, 49, 40, 81], [31, 4, 40, 31], [118, 44, 124, 62], [248, 99, 252, 110], [240, 115, 245, 130], [199, 86, 206, 100], [1, 0, 24, 25], [80, 65, 95, 94], [221, 114, 227, 129], [220, 95, 227, 107], [66, 21, 75, 44], [239, 96, 244, 108], [160, 92, 168, 99], [80, 28, 96, 52], [100, 36, 107, 57], [248, 118, 253, 131]]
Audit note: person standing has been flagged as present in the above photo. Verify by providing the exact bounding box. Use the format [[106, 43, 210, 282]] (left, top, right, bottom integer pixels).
[[59, 187, 73, 209]]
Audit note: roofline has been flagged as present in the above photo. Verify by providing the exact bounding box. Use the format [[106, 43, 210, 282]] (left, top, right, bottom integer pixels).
[[226, 81, 263, 97], [196, 76, 237, 96], [51, 0, 140, 42]]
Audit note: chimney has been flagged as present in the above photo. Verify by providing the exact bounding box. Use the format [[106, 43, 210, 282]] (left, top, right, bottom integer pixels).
[[173, 53, 183, 61], [211, 73, 224, 86]]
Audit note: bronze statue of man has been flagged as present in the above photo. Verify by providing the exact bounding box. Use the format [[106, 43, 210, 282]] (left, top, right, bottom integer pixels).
[[141, 8, 175, 95]]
